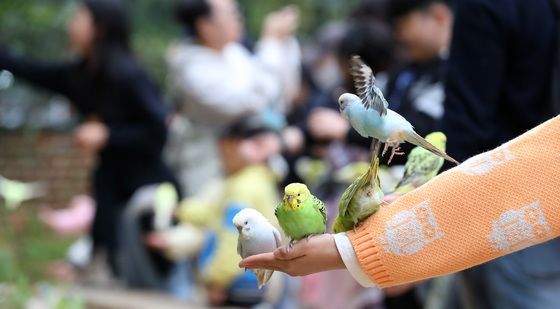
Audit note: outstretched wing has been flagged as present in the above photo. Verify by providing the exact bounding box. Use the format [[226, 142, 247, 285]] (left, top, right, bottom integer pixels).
[[350, 55, 388, 116]]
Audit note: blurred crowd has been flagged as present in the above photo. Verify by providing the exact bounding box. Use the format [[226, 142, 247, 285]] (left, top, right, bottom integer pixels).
[[1, 0, 559, 308]]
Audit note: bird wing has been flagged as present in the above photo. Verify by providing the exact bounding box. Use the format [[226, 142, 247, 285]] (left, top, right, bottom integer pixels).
[[339, 139, 381, 216], [350, 55, 388, 116], [395, 152, 437, 189], [237, 237, 244, 257], [274, 201, 281, 218], [312, 196, 327, 223], [403, 130, 459, 164]]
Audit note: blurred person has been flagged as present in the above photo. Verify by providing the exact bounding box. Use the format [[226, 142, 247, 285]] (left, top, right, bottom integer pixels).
[[306, 20, 396, 153], [377, 0, 453, 166], [0, 0, 182, 284], [439, 0, 560, 308], [166, 0, 302, 195], [147, 118, 292, 307], [371, 0, 454, 305], [350, 0, 390, 21]]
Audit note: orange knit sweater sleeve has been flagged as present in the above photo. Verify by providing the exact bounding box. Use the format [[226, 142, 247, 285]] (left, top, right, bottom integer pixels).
[[348, 115, 560, 288]]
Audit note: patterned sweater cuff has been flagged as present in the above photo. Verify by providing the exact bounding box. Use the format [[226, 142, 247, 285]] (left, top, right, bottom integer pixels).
[[333, 233, 377, 287]]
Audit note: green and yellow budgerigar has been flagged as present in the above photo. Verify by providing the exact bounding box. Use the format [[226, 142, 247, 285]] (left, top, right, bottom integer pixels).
[[275, 183, 326, 244], [332, 146, 384, 233], [393, 132, 448, 194]]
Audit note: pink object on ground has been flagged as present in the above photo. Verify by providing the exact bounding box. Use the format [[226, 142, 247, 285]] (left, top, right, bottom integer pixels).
[[39, 195, 95, 236]]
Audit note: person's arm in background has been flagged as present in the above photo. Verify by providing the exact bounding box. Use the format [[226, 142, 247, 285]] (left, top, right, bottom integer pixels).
[[241, 115, 560, 288], [256, 5, 301, 110], [439, 0, 507, 163], [0, 47, 75, 98]]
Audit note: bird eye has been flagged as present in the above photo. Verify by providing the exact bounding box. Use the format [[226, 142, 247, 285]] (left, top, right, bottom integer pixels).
[[297, 193, 300, 196], [244, 221, 248, 225]]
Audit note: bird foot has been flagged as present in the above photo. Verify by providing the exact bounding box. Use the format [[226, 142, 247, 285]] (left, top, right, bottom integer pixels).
[[287, 240, 295, 252], [387, 146, 404, 164], [382, 143, 390, 157]]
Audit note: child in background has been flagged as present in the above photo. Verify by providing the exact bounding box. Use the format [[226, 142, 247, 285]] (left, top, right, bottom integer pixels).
[[148, 119, 287, 307]]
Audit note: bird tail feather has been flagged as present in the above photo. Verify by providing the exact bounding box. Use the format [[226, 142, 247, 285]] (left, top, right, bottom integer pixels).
[[404, 131, 459, 164], [255, 269, 274, 289]]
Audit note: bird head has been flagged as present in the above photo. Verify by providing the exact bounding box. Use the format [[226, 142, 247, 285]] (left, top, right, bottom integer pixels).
[[232, 208, 264, 236], [425, 131, 447, 151], [283, 183, 310, 210], [337, 93, 359, 115]]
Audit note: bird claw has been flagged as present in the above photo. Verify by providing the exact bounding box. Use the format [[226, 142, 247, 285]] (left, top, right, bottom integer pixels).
[[287, 240, 295, 252], [387, 146, 404, 164], [382, 143, 390, 157]]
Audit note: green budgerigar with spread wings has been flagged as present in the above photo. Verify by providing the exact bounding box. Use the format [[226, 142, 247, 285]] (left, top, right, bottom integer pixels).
[[393, 132, 448, 194], [332, 144, 384, 233], [275, 183, 326, 244]]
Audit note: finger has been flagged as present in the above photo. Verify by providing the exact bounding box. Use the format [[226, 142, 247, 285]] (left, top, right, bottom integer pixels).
[[383, 194, 403, 204], [239, 252, 276, 268]]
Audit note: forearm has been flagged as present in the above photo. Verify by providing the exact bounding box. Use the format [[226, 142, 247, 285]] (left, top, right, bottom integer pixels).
[[0, 47, 71, 95], [348, 115, 560, 287], [256, 37, 301, 104]]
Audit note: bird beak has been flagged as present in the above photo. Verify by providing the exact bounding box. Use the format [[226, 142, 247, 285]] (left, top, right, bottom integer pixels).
[[235, 225, 242, 233], [288, 195, 294, 203]]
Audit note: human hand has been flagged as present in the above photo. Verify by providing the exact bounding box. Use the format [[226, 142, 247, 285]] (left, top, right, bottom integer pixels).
[[239, 234, 345, 276], [307, 108, 350, 141], [144, 231, 168, 251], [239, 132, 282, 163], [74, 121, 108, 154], [281, 126, 304, 154], [383, 193, 404, 204], [262, 5, 300, 40]]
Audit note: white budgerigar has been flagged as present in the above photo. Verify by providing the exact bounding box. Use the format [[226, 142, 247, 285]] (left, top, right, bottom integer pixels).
[[338, 55, 458, 165], [233, 208, 282, 289], [0, 175, 46, 210]]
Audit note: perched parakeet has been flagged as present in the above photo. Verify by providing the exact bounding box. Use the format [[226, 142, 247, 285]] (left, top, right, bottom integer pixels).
[[0, 175, 46, 210], [338, 55, 458, 165], [333, 145, 384, 233], [275, 183, 327, 244], [393, 132, 448, 194], [153, 182, 178, 230], [233, 208, 282, 288]]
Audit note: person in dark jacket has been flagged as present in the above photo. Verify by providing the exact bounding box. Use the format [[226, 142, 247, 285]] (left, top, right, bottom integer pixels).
[[439, 0, 560, 308], [0, 0, 181, 279]]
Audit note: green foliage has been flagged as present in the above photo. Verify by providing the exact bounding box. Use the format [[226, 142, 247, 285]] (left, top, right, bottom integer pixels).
[[239, 0, 359, 40]]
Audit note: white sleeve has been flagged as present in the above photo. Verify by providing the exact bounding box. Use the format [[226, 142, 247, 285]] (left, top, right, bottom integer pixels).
[[333, 233, 377, 288], [179, 61, 275, 122], [256, 37, 302, 111]]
